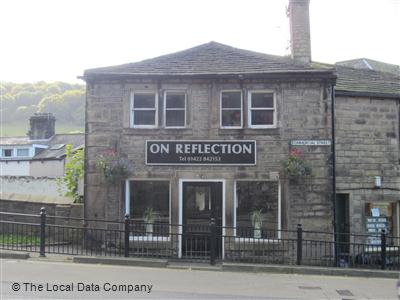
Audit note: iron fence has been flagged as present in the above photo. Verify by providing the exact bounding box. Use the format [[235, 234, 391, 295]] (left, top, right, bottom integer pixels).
[[0, 209, 398, 270]]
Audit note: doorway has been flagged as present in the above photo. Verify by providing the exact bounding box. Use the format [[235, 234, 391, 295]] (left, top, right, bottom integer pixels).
[[335, 194, 350, 254], [181, 181, 223, 259]]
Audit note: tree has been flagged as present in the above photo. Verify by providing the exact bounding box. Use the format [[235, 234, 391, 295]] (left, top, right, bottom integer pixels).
[[57, 144, 84, 203]]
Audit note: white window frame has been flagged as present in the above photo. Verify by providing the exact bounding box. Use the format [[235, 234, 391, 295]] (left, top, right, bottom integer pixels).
[[16, 148, 30, 157], [163, 91, 186, 129], [220, 90, 243, 129], [233, 180, 281, 242], [247, 90, 276, 129], [125, 179, 171, 241], [130, 92, 158, 129]]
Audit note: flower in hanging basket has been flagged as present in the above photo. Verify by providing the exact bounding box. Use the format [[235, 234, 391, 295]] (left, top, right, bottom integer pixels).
[[96, 149, 133, 184], [282, 148, 312, 178]]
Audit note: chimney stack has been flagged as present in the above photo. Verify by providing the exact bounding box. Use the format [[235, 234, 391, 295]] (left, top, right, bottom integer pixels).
[[288, 0, 312, 64], [28, 113, 56, 140]]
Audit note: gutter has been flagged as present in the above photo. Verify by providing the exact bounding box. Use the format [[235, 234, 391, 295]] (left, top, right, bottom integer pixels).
[[335, 90, 400, 100]]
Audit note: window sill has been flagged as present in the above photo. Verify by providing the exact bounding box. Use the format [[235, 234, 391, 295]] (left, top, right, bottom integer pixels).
[[129, 236, 170, 242], [217, 128, 280, 136], [123, 128, 193, 135], [233, 237, 281, 243]]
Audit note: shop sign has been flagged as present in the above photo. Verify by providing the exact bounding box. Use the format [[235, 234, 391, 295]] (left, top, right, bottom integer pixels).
[[365, 216, 389, 245], [291, 140, 331, 146], [146, 140, 256, 165]]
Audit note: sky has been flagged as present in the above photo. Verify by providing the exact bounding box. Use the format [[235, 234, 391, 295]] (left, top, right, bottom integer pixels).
[[1, 0, 399, 83]]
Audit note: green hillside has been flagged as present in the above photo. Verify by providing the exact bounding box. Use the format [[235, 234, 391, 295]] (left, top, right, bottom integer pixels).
[[1, 82, 85, 137]]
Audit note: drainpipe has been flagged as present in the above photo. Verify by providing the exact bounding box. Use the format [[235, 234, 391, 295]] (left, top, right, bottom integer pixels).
[[331, 84, 338, 266]]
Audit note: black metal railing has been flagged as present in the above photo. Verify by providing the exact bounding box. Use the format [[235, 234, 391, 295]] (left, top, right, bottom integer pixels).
[[0, 209, 398, 270]]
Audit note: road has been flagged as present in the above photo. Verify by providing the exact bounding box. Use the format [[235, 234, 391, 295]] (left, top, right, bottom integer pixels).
[[0, 258, 398, 299]]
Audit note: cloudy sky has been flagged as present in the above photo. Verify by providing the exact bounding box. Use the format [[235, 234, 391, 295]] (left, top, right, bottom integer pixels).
[[1, 0, 399, 83]]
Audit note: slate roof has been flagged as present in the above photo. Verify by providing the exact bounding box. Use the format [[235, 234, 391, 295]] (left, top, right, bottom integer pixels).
[[0, 133, 84, 160], [336, 58, 400, 76], [84, 41, 335, 78], [33, 134, 84, 160], [335, 65, 400, 98]]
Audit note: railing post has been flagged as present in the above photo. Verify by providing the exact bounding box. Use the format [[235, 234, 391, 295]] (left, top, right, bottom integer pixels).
[[381, 229, 387, 270], [39, 207, 46, 257], [297, 224, 303, 265], [210, 218, 216, 266], [124, 214, 130, 258]]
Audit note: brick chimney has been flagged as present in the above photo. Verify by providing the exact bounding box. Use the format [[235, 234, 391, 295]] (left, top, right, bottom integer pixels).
[[288, 0, 312, 64], [28, 113, 56, 140]]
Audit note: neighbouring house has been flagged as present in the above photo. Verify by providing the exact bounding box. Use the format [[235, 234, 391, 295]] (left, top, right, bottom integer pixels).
[[336, 58, 399, 76], [334, 64, 400, 241], [0, 113, 84, 215]]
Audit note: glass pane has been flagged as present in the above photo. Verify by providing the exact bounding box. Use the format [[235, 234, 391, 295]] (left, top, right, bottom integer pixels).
[[130, 181, 170, 236], [251, 93, 274, 108], [221, 92, 241, 109], [133, 110, 156, 125], [166, 93, 185, 109], [236, 181, 279, 238], [251, 110, 274, 126], [134, 93, 156, 108], [17, 149, 29, 156], [165, 110, 185, 127], [3, 149, 12, 157], [221, 110, 241, 127]]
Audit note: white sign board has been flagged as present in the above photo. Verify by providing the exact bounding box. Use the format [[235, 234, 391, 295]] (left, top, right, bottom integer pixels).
[[290, 140, 331, 146]]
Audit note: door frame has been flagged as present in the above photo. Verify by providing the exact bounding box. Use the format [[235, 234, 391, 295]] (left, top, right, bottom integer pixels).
[[178, 179, 226, 259]]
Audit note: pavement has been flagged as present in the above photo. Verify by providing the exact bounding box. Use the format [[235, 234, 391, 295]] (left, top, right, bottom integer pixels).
[[0, 251, 399, 299]]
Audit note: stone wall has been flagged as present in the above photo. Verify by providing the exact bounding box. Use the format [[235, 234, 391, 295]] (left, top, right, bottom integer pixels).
[[85, 77, 334, 232], [335, 95, 400, 233]]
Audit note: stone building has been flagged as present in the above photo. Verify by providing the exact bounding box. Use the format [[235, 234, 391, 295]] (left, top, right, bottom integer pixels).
[[82, 0, 400, 259], [334, 65, 400, 240], [82, 0, 338, 258]]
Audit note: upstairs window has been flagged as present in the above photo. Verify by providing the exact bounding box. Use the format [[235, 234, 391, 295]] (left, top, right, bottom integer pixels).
[[248, 91, 276, 128], [131, 92, 158, 128], [220, 91, 242, 128], [164, 92, 186, 128], [2, 149, 13, 157], [16, 148, 29, 157]]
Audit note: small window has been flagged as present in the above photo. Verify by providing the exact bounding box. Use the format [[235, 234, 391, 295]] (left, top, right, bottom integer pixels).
[[131, 92, 158, 128], [2, 149, 13, 157], [236, 181, 280, 239], [164, 92, 186, 128], [16, 148, 29, 157], [130, 181, 170, 237], [248, 91, 275, 128], [221, 91, 242, 128]]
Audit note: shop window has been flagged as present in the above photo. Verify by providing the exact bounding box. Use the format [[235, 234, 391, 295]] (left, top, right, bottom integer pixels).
[[16, 148, 29, 157], [365, 202, 397, 245], [131, 92, 158, 128], [164, 92, 186, 128], [220, 91, 242, 128], [129, 181, 170, 237], [248, 91, 276, 128], [235, 181, 280, 239], [2, 149, 13, 157]]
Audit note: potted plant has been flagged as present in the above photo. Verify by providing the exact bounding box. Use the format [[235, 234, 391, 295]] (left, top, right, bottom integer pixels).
[[143, 208, 158, 237], [251, 209, 263, 239], [96, 149, 134, 184]]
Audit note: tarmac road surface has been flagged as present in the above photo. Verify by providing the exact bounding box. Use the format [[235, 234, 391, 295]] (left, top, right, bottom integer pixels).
[[0, 258, 398, 299]]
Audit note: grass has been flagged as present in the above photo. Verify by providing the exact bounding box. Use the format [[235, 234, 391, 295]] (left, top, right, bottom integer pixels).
[[0, 234, 41, 245], [0, 122, 84, 137]]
